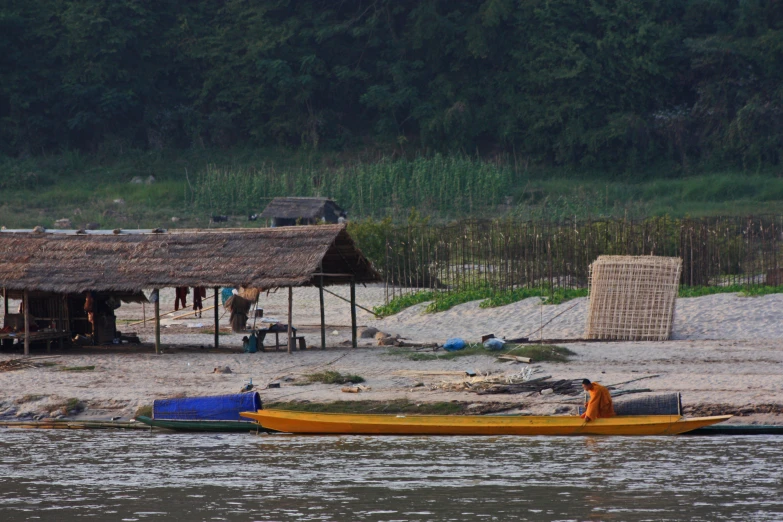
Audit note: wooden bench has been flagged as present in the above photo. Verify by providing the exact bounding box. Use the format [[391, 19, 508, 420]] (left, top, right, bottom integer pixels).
[[256, 325, 306, 351]]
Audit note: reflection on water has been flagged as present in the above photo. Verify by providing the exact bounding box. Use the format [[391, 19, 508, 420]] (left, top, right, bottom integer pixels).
[[0, 430, 782, 521]]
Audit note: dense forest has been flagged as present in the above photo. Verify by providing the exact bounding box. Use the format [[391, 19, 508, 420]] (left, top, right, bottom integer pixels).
[[2, 0, 782, 172]]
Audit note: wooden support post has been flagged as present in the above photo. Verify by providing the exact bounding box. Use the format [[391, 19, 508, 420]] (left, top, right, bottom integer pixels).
[[214, 288, 219, 350], [23, 289, 29, 356], [64, 294, 70, 339], [350, 277, 357, 349], [3, 287, 7, 320], [287, 286, 293, 354], [154, 290, 161, 354], [58, 296, 64, 350], [142, 302, 146, 326], [319, 273, 326, 350]]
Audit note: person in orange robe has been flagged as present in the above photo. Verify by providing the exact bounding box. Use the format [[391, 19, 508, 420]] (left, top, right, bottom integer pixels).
[[581, 379, 615, 421]]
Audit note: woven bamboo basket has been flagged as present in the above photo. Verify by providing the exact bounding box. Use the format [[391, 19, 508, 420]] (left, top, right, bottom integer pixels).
[[585, 255, 682, 341]]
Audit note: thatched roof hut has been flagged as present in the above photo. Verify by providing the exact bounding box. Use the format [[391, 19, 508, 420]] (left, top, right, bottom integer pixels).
[[260, 197, 344, 225], [0, 225, 378, 293]]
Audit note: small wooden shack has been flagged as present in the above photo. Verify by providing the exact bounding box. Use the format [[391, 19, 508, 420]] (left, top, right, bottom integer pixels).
[[260, 197, 345, 227], [0, 225, 379, 354]]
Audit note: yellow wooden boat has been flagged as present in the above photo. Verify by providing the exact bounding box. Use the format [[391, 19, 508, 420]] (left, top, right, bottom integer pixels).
[[240, 409, 731, 436]]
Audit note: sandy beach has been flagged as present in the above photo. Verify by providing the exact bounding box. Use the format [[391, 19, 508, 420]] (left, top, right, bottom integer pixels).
[[1, 287, 782, 424]]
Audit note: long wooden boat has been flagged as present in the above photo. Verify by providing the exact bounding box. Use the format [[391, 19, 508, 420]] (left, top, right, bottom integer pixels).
[[240, 409, 731, 436], [135, 415, 265, 433]]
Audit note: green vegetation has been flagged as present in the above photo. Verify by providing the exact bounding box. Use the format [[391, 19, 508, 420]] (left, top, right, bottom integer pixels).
[[373, 291, 435, 318], [481, 288, 589, 308], [5, 151, 783, 229], [2, 2, 783, 226], [4, 1, 782, 174], [504, 345, 575, 363], [134, 405, 153, 418], [424, 286, 497, 314], [388, 344, 488, 361], [374, 285, 587, 318], [375, 284, 783, 320], [303, 371, 365, 385], [65, 398, 82, 412], [677, 285, 783, 298], [60, 365, 95, 372], [388, 344, 573, 362]]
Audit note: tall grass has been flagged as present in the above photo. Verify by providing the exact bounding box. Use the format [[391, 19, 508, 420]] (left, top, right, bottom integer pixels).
[[190, 155, 517, 218], [5, 147, 783, 230]]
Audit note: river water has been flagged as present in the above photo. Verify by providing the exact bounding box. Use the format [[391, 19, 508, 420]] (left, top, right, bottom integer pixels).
[[0, 431, 781, 521]]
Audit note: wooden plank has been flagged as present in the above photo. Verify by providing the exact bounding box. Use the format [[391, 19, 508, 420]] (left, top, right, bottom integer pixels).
[[497, 355, 532, 363]]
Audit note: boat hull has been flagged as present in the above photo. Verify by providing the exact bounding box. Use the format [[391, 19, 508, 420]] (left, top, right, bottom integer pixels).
[[136, 416, 264, 433], [240, 410, 731, 436]]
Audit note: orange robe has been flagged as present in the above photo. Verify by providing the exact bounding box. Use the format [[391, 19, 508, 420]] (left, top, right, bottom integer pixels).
[[582, 382, 615, 421]]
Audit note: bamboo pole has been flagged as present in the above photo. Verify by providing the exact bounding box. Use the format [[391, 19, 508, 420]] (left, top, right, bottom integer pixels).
[[350, 277, 357, 349], [127, 293, 216, 327], [170, 305, 215, 321], [154, 291, 160, 354], [319, 286, 380, 317], [214, 288, 219, 350], [23, 289, 29, 356], [287, 287, 293, 354]]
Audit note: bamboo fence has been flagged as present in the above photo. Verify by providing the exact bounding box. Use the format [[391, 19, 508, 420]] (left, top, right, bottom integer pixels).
[[371, 216, 783, 301]]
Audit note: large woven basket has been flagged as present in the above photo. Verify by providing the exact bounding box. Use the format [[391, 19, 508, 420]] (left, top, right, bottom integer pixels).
[[585, 255, 682, 341]]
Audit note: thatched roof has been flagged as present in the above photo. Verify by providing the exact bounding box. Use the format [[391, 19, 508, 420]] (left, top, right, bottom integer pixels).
[[0, 225, 379, 293], [260, 197, 342, 220]]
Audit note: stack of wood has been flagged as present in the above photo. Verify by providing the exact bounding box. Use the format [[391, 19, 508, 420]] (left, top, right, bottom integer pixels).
[[473, 377, 582, 396], [0, 357, 58, 372]]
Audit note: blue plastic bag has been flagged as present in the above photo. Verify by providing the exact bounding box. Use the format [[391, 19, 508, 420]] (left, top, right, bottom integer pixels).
[[443, 338, 466, 352], [243, 333, 258, 353], [483, 338, 505, 351]]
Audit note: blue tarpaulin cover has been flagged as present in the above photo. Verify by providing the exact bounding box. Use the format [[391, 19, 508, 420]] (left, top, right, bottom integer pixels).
[[153, 392, 262, 421], [443, 338, 466, 352]]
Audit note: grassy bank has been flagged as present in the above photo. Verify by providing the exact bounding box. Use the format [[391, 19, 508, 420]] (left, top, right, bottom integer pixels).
[[2, 148, 783, 230], [374, 287, 589, 318], [375, 284, 783, 318]]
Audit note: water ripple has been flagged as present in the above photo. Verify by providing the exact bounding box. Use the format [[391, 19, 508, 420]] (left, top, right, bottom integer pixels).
[[0, 431, 782, 521]]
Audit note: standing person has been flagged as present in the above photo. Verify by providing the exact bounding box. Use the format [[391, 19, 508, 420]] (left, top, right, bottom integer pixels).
[[174, 287, 189, 311], [580, 379, 615, 422], [193, 287, 206, 318]]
